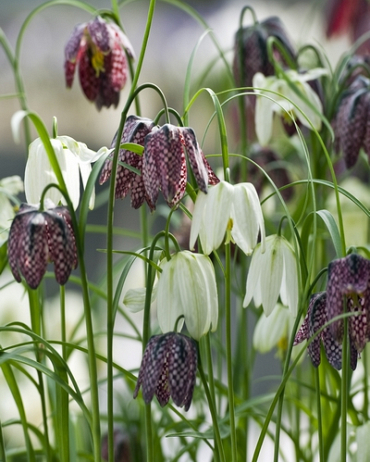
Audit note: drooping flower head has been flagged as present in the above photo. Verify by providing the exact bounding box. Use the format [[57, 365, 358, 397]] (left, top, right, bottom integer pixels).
[[332, 75, 370, 168], [7, 202, 77, 289], [326, 253, 370, 349], [253, 68, 326, 146], [133, 332, 197, 411], [190, 181, 265, 256], [156, 251, 218, 341], [233, 16, 296, 88], [244, 234, 299, 317], [99, 117, 219, 211], [99, 115, 155, 209], [25, 135, 104, 210], [64, 16, 134, 110], [294, 292, 359, 370]]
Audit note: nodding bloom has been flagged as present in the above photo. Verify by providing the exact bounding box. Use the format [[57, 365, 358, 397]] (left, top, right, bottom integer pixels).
[[64, 16, 135, 110], [253, 68, 326, 146], [99, 117, 219, 211], [133, 332, 197, 411], [326, 253, 370, 350], [332, 76, 370, 168], [25, 135, 104, 210], [294, 292, 358, 370], [99, 115, 155, 209], [233, 16, 295, 88], [189, 181, 265, 256], [7, 201, 77, 289], [157, 251, 218, 341], [244, 234, 298, 317]]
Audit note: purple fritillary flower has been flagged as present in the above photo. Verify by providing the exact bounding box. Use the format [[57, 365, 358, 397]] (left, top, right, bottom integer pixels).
[[143, 124, 219, 211], [99, 115, 155, 209], [133, 333, 198, 411], [332, 76, 370, 168], [294, 292, 358, 370], [64, 16, 134, 110], [233, 16, 296, 88], [7, 203, 77, 289], [326, 253, 370, 345]]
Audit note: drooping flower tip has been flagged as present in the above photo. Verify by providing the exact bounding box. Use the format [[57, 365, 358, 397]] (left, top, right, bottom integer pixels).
[[189, 180, 265, 256], [244, 234, 298, 317], [133, 333, 197, 411], [7, 202, 77, 289], [64, 16, 134, 110], [99, 116, 219, 211]]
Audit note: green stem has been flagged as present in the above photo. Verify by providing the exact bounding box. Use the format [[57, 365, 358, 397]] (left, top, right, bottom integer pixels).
[[225, 243, 237, 461], [315, 367, 324, 462], [341, 314, 349, 462], [198, 357, 226, 462], [60, 285, 67, 361]]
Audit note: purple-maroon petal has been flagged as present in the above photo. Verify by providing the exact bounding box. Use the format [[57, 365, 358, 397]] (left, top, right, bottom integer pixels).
[[181, 128, 209, 193], [307, 292, 327, 367], [64, 23, 85, 62], [87, 16, 110, 52]]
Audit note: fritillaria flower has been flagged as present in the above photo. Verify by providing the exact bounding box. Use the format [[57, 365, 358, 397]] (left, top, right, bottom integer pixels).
[[294, 292, 358, 370], [64, 16, 135, 110], [7, 201, 77, 289], [99, 115, 155, 208], [326, 253, 370, 350], [157, 251, 218, 341], [332, 76, 370, 168], [133, 332, 197, 411], [233, 16, 296, 88], [253, 68, 326, 146], [189, 181, 265, 256], [100, 118, 219, 211], [25, 135, 104, 210], [244, 234, 298, 317], [0, 175, 23, 246], [143, 124, 219, 211]]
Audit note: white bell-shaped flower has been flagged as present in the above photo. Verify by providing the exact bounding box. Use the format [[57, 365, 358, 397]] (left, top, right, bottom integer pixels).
[[189, 180, 265, 256], [157, 251, 218, 341], [25, 136, 105, 210], [244, 234, 299, 317], [253, 68, 327, 146]]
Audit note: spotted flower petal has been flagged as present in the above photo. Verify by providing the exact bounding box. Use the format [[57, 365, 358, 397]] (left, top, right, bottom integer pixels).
[[133, 332, 197, 411]]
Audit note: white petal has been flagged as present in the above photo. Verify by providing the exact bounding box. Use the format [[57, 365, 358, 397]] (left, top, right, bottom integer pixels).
[[11, 110, 28, 144], [56, 146, 81, 209], [189, 190, 208, 251], [199, 181, 234, 255], [79, 162, 95, 209], [123, 285, 157, 313], [255, 92, 275, 146], [231, 183, 265, 255], [253, 304, 290, 353], [157, 258, 184, 334], [243, 242, 264, 308], [280, 239, 299, 317], [285, 81, 323, 130], [0, 176, 24, 195]]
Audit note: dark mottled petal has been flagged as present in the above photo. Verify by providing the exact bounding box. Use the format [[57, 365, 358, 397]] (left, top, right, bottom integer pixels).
[[53, 206, 78, 270], [322, 329, 342, 370], [155, 355, 171, 407], [349, 336, 359, 371], [87, 16, 110, 52], [307, 292, 327, 367], [78, 43, 100, 102], [64, 23, 85, 62], [348, 296, 369, 353], [181, 128, 208, 193]]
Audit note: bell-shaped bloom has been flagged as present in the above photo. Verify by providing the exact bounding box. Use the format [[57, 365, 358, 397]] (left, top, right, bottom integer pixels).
[[64, 16, 134, 110], [244, 234, 298, 317], [100, 119, 219, 211], [7, 201, 77, 289], [143, 124, 219, 211], [0, 176, 23, 246], [253, 68, 326, 146], [99, 115, 155, 208], [294, 292, 359, 370], [157, 251, 218, 341], [326, 253, 370, 348], [25, 135, 104, 210], [332, 76, 370, 168], [233, 16, 296, 88], [190, 181, 265, 256], [133, 332, 197, 411]]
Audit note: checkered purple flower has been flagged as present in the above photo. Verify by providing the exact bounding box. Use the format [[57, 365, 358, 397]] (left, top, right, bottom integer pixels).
[[99, 115, 155, 209], [133, 332, 197, 411], [332, 75, 370, 168], [7, 202, 77, 289], [143, 124, 219, 211], [100, 118, 219, 211], [64, 16, 134, 110]]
